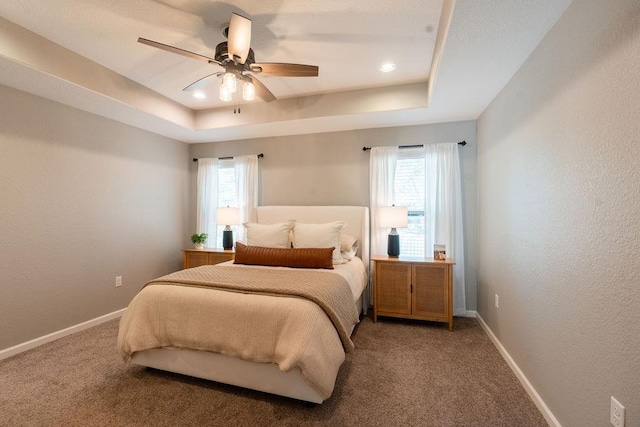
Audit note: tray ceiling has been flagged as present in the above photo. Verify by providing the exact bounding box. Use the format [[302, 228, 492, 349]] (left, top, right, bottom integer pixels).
[[0, 0, 572, 143]]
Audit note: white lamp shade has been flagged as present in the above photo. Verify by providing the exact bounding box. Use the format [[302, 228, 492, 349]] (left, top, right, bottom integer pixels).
[[216, 207, 240, 225], [378, 206, 408, 228]]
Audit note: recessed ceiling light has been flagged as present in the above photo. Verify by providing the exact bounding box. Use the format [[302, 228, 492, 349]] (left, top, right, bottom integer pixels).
[[379, 63, 396, 73], [192, 91, 206, 99]]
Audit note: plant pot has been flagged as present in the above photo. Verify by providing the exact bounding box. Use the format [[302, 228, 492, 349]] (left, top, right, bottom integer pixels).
[[194, 243, 204, 249]]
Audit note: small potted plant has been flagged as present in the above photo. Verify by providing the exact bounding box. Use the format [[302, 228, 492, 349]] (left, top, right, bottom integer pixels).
[[191, 233, 208, 249]]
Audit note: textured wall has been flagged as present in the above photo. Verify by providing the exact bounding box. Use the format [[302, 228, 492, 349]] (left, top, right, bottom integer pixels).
[[477, 0, 640, 425], [190, 121, 478, 311], [0, 84, 189, 351]]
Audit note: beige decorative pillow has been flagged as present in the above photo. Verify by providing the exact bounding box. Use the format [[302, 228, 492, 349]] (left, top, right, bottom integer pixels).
[[293, 221, 346, 264], [233, 242, 334, 269], [243, 220, 295, 248], [340, 233, 359, 260], [340, 233, 358, 251]]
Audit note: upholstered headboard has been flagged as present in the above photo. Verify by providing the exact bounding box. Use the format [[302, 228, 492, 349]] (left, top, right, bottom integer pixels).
[[255, 206, 370, 272]]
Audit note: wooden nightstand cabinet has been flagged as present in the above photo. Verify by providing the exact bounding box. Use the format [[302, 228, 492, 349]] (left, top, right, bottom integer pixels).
[[372, 255, 455, 331], [182, 248, 235, 269]]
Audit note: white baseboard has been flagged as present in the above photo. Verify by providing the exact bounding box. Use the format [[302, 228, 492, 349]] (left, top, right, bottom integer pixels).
[[475, 313, 560, 427], [456, 310, 477, 318], [0, 308, 126, 361]]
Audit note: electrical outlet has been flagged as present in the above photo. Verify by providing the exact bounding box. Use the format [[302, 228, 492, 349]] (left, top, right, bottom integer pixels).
[[495, 294, 499, 309], [610, 396, 625, 427], [115, 276, 122, 288]]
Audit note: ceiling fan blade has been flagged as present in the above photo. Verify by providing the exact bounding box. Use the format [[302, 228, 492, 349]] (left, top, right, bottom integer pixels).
[[227, 13, 252, 64], [138, 37, 220, 65], [183, 73, 222, 92], [250, 63, 319, 77], [246, 75, 276, 103]]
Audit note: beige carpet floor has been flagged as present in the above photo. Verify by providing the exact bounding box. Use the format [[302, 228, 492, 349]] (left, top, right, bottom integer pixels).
[[0, 316, 547, 426]]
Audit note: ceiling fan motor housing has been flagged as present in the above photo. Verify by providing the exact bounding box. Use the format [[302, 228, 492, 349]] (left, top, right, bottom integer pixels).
[[215, 42, 255, 67]]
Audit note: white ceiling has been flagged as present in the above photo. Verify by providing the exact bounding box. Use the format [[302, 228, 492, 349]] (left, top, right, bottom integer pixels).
[[0, 0, 572, 143]]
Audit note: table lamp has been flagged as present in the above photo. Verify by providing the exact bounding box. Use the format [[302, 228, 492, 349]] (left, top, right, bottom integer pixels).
[[379, 205, 408, 257], [217, 207, 240, 250]]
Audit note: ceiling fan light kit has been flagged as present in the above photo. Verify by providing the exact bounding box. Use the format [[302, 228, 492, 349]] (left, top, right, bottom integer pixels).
[[138, 12, 319, 105], [219, 84, 233, 102], [243, 81, 255, 101], [222, 72, 237, 93]]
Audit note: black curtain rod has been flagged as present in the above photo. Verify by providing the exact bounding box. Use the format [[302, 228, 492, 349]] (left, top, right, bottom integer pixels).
[[362, 141, 466, 152], [193, 153, 264, 162]]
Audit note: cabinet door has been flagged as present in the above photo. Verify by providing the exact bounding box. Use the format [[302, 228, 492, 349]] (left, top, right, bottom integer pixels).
[[184, 252, 208, 269], [375, 262, 411, 315], [412, 264, 449, 318]]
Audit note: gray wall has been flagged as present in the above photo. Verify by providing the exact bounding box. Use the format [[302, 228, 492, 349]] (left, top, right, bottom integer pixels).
[[0, 84, 190, 351], [477, 0, 640, 426], [190, 121, 478, 311]]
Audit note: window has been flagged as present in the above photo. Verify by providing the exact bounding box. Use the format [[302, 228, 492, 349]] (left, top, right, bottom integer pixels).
[[370, 144, 465, 313], [196, 154, 258, 249], [394, 151, 426, 257], [216, 159, 237, 248]]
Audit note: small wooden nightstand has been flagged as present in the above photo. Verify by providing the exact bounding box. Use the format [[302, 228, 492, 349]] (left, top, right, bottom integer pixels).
[[372, 255, 455, 331], [182, 248, 235, 269]]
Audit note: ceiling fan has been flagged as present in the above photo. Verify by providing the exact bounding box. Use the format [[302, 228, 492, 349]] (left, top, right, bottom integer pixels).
[[138, 12, 319, 103]]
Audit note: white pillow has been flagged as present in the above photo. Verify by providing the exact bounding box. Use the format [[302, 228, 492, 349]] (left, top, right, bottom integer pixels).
[[243, 220, 295, 248], [340, 233, 359, 260], [293, 221, 346, 264]]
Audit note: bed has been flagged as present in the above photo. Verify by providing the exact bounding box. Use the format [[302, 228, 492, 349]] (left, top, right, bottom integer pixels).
[[117, 206, 369, 404]]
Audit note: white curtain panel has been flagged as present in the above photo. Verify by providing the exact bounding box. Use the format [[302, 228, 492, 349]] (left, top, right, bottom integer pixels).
[[196, 158, 219, 248], [234, 155, 259, 243], [423, 143, 467, 315], [369, 146, 399, 257], [369, 146, 398, 307]]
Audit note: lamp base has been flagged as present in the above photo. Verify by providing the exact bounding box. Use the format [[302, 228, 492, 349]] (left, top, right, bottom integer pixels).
[[387, 234, 400, 257], [222, 230, 233, 250]]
